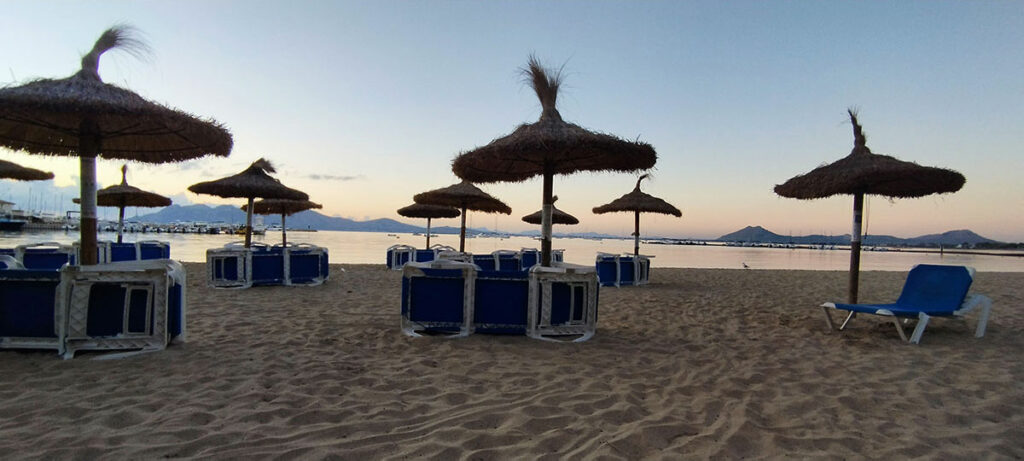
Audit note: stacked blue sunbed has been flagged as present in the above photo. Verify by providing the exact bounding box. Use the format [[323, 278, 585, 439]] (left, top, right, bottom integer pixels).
[[207, 242, 329, 289]]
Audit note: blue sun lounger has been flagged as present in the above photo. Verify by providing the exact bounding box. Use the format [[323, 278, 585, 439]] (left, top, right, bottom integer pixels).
[[400, 259, 599, 341], [519, 248, 564, 271], [16, 242, 77, 270], [822, 264, 993, 344], [208, 242, 329, 289], [595, 253, 651, 287], [1, 259, 187, 358], [108, 240, 171, 262]]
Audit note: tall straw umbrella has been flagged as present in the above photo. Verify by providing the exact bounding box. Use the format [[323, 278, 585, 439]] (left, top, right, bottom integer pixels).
[[452, 57, 656, 266], [593, 174, 681, 255], [413, 181, 511, 252], [0, 159, 54, 181], [522, 196, 578, 225], [242, 198, 321, 246], [0, 26, 232, 265], [397, 203, 461, 248], [775, 110, 965, 303], [189, 158, 308, 248], [73, 164, 171, 243]]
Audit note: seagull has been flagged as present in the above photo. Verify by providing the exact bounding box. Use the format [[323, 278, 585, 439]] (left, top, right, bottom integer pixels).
[[742, 262, 750, 269]]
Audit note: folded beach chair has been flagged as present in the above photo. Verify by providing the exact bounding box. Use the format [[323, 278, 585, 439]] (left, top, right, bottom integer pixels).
[[16, 242, 77, 270], [595, 253, 651, 287], [284, 243, 329, 286], [472, 251, 521, 272], [518, 248, 564, 271], [1, 260, 186, 358], [526, 263, 599, 342], [61, 259, 187, 358], [386, 244, 416, 270], [207, 242, 252, 289], [401, 260, 476, 337], [0, 254, 22, 270], [251, 244, 286, 286], [822, 264, 993, 344], [108, 240, 171, 262], [0, 268, 65, 352], [474, 270, 530, 334]]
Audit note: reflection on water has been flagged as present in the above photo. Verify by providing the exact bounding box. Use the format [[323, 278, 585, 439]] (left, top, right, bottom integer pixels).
[[2, 229, 1022, 272]]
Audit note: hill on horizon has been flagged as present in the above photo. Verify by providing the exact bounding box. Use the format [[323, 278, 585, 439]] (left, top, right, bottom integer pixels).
[[717, 225, 1000, 246]]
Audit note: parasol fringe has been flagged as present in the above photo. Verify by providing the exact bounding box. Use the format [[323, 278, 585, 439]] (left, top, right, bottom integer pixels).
[[523, 55, 563, 118], [252, 157, 276, 174], [634, 173, 650, 190], [848, 108, 867, 150], [79, 25, 150, 81]]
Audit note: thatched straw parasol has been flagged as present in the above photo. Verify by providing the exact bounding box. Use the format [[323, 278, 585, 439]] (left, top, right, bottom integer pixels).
[[775, 110, 965, 303], [593, 174, 681, 255], [0, 26, 232, 264], [0, 159, 54, 181], [73, 164, 171, 243], [397, 202, 461, 248], [522, 196, 578, 225], [189, 158, 308, 248], [242, 198, 321, 247], [413, 181, 511, 252], [452, 56, 656, 266]]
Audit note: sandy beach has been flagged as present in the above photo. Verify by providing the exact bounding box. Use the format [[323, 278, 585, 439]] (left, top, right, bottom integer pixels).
[[1, 263, 1021, 460]]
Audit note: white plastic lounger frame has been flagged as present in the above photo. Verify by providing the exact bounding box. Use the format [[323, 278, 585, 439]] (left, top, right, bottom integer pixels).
[[282, 243, 329, 285], [207, 242, 254, 289], [821, 266, 993, 344], [0, 255, 24, 270], [436, 250, 473, 263], [387, 244, 417, 271], [401, 260, 476, 338], [74, 240, 112, 264], [60, 259, 186, 359], [596, 252, 652, 287], [489, 250, 520, 271], [15, 242, 76, 266], [527, 262, 599, 342]]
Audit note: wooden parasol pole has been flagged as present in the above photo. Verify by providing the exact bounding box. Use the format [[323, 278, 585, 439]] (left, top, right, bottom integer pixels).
[[849, 192, 864, 303]]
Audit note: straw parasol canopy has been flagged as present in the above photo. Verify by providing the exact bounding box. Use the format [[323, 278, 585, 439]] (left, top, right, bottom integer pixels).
[[189, 158, 308, 247], [73, 164, 172, 243], [397, 203, 461, 248], [413, 181, 510, 252], [0, 159, 54, 181], [242, 198, 321, 247], [593, 174, 681, 255], [0, 26, 233, 264], [775, 110, 965, 303], [451, 56, 657, 266], [522, 196, 578, 225]]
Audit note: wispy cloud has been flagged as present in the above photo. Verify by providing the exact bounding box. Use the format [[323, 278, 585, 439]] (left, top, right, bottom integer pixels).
[[307, 173, 364, 182]]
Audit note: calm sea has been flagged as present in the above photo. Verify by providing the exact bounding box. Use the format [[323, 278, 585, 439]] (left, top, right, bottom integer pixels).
[[2, 230, 1022, 272]]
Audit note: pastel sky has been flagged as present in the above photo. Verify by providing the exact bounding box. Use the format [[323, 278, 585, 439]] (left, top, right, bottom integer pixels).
[[2, 1, 1022, 242]]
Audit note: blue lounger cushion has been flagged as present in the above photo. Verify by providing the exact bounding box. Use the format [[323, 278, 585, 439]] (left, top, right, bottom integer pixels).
[[0, 270, 61, 339], [402, 268, 467, 332], [831, 265, 973, 317], [474, 271, 529, 334], [109, 243, 138, 262], [251, 247, 285, 285], [289, 250, 322, 284]]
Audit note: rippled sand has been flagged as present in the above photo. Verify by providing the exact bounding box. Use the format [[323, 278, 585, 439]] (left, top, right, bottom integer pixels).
[[1, 264, 1021, 459]]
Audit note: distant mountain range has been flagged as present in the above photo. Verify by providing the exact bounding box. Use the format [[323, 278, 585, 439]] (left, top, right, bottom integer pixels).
[[131, 206, 1001, 246], [716, 226, 1001, 246]]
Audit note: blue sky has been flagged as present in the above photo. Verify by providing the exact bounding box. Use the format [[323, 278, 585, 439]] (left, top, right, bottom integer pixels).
[[2, 1, 1022, 241]]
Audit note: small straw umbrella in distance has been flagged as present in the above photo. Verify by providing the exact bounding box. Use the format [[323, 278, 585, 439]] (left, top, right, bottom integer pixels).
[[0, 26, 233, 264], [593, 174, 681, 256], [522, 196, 578, 225], [0, 159, 54, 181], [413, 181, 511, 252], [73, 164, 171, 243], [242, 198, 321, 247], [774, 110, 965, 303], [189, 158, 308, 248], [452, 57, 656, 267], [397, 203, 461, 248]]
